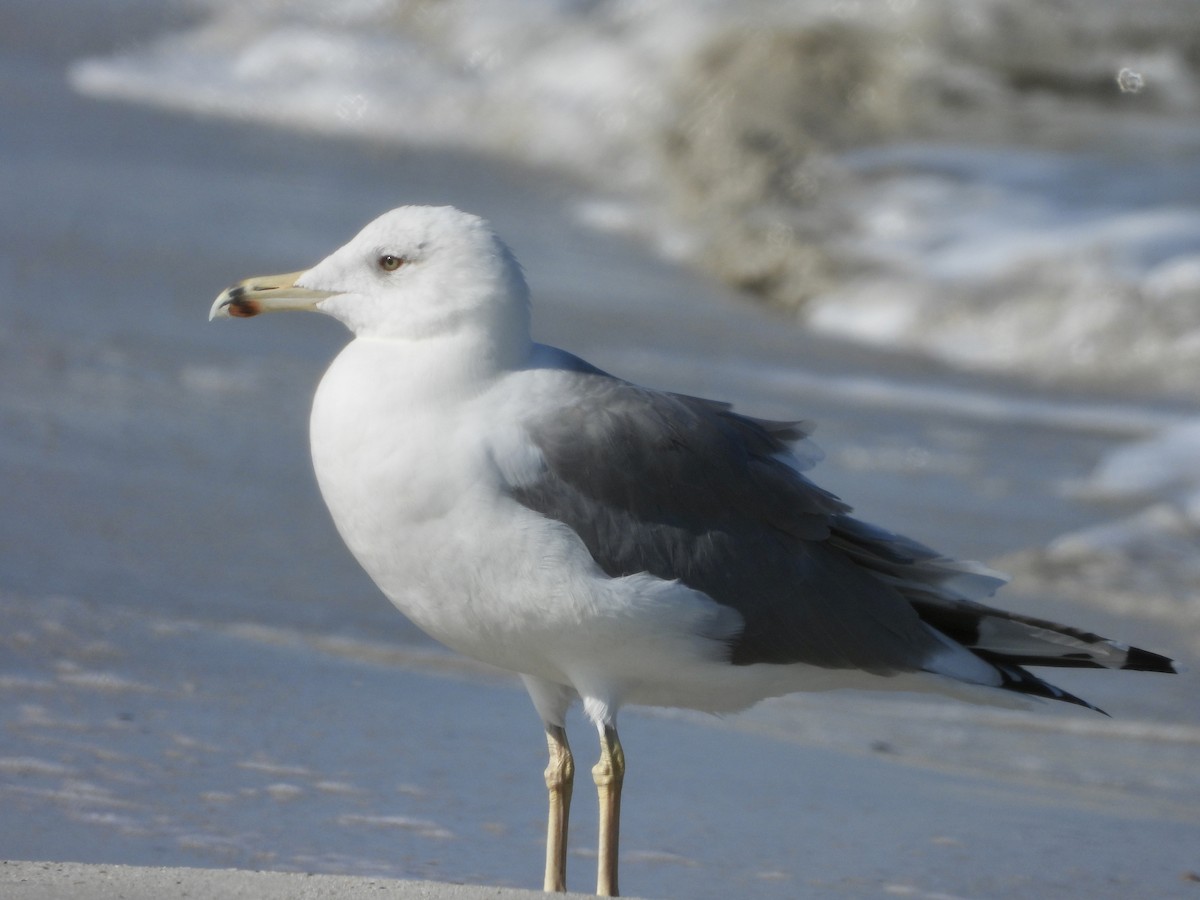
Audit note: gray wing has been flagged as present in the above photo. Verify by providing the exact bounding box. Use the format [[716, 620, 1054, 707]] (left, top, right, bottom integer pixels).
[[507, 364, 954, 674], [504, 362, 1175, 706]]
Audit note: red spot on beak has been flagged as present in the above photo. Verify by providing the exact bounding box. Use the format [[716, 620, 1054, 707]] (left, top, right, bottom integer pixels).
[[226, 297, 262, 318]]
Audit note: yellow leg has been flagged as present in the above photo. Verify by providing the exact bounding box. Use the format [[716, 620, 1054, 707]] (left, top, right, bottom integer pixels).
[[592, 725, 625, 897], [543, 725, 574, 893]]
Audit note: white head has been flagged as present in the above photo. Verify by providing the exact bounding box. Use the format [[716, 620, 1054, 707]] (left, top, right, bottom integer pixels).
[[211, 206, 532, 356]]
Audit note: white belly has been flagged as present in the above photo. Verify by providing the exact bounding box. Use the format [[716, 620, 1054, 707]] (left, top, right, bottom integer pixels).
[[308, 340, 620, 681], [307, 340, 817, 715]]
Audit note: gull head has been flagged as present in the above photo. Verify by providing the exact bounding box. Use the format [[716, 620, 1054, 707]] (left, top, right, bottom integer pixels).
[[210, 206, 531, 343]]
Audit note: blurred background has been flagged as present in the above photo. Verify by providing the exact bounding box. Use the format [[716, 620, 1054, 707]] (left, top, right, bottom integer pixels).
[[2, 1, 1198, 897]]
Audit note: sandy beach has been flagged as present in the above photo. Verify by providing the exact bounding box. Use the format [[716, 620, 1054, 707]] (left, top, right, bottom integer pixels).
[[2, 2, 1197, 898], [0, 861, 603, 899]]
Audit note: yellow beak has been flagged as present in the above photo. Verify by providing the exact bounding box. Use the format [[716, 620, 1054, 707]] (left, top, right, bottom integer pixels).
[[209, 270, 336, 320]]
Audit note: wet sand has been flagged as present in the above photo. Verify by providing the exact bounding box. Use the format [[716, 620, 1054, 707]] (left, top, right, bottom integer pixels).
[[0, 861, 603, 900]]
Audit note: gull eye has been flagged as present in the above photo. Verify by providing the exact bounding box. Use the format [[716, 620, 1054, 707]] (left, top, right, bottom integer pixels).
[[378, 254, 405, 272]]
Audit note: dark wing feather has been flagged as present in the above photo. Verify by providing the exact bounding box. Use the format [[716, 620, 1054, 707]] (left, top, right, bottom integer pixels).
[[505, 366, 1177, 702], [508, 369, 948, 674], [826, 516, 1175, 672]]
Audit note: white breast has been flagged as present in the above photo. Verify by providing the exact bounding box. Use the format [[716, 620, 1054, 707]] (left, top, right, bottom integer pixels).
[[309, 339, 591, 677], [308, 339, 756, 708]]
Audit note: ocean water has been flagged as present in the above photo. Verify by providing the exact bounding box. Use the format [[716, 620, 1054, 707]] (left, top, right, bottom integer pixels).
[[2, 1, 1199, 897], [68, 0, 1200, 386]]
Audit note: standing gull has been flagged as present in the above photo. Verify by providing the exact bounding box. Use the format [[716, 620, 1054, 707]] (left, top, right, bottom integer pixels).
[[211, 205, 1176, 897]]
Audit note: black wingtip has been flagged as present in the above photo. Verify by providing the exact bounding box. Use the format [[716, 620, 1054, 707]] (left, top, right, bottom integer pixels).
[[990, 660, 1109, 715], [1120, 646, 1179, 674]]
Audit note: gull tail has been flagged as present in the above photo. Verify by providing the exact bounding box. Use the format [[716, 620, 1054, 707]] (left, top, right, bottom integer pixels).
[[920, 602, 1179, 715], [826, 515, 1178, 714]]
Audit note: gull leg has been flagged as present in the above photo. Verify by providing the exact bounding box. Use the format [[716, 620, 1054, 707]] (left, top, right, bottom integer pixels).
[[592, 724, 625, 897], [542, 724, 574, 892]]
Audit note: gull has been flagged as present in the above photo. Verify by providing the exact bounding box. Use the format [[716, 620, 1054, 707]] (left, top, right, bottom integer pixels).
[[211, 205, 1177, 896]]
